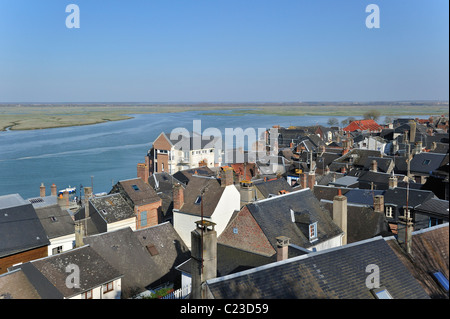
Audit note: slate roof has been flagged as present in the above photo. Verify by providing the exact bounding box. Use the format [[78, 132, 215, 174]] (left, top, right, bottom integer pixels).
[[414, 198, 449, 220], [172, 167, 216, 185], [162, 132, 219, 150], [328, 175, 359, 187], [34, 204, 75, 239], [362, 156, 394, 173], [0, 269, 42, 299], [134, 222, 191, 285], [84, 227, 159, 298], [410, 152, 447, 174], [110, 178, 161, 207], [89, 193, 135, 224], [84, 224, 190, 298], [245, 189, 343, 250], [320, 201, 390, 244], [25, 245, 122, 299], [0, 193, 28, 209], [206, 237, 430, 299], [383, 187, 435, 208], [178, 176, 225, 218], [253, 178, 294, 198], [0, 204, 50, 258], [386, 224, 449, 299]]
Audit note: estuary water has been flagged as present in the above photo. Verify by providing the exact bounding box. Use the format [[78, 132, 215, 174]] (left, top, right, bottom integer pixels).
[[0, 110, 415, 199]]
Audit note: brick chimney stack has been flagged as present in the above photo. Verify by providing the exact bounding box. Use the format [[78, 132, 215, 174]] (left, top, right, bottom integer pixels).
[[173, 183, 184, 211], [307, 172, 315, 190], [276, 236, 290, 261], [220, 166, 234, 187], [299, 173, 308, 189], [373, 195, 384, 214], [40, 183, 46, 197], [389, 173, 398, 189], [191, 220, 217, 299], [51, 183, 57, 197], [333, 189, 347, 245]]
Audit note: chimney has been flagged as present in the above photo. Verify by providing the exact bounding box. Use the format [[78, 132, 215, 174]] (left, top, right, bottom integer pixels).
[[299, 173, 308, 189], [190, 220, 217, 299], [74, 221, 85, 248], [397, 215, 413, 254], [373, 195, 384, 214], [51, 184, 57, 197], [84, 187, 92, 218], [40, 183, 46, 197], [341, 166, 347, 174], [307, 172, 315, 190], [333, 189, 347, 245], [415, 141, 422, 154], [240, 180, 255, 205], [324, 165, 330, 175], [173, 183, 184, 210], [57, 194, 67, 210], [370, 159, 378, 172], [276, 236, 290, 261], [137, 162, 149, 184], [389, 173, 398, 189], [220, 166, 234, 187], [408, 120, 416, 143], [63, 190, 70, 209]]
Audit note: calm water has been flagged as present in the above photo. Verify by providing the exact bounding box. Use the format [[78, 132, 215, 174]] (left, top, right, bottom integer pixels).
[[0, 110, 421, 199]]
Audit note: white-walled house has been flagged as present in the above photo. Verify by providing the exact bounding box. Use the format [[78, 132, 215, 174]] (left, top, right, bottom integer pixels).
[[173, 168, 240, 249]]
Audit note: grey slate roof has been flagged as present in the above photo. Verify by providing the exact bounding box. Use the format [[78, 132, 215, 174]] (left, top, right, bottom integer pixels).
[[26, 245, 122, 299], [84, 223, 190, 298], [89, 193, 135, 224], [34, 204, 75, 239], [245, 189, 343, 250], [0, 194, 28, 209], [253, 178, 294, 198], [206, 237, 430, 299], [0, 204, 50, 258], [0, 269, 42, 299], [414, 198, 449, 220], [410, 152, 447, 174]]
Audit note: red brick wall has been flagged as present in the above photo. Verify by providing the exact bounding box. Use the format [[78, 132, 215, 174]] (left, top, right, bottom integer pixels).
[[218, 206, 275, 256], [135, 200, 162, 229]]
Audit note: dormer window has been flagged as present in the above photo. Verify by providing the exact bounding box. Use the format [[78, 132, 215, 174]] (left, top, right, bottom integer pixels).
[[309, 222, 318, 241], [385, 206, 393, 218]]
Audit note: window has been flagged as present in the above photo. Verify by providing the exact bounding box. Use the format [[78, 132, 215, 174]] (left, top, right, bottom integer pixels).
[[50, 216, 58, 222], [83, 290, 93, 299], [194, 196, 202, 205], [132, 184, 140, 191], [385, 206, 393, 218], [371, 287, 393, 299], [309, 222, 318, 241], [432, 271, 449, 292], [140, 211, 147, 227], [100, 209, 107, 215], [404, 208, 411, 219], [233, 227, 238, 234], [422, 159, 431, 165], [103, 282, 114, 294], [52, 246, 63, 255]]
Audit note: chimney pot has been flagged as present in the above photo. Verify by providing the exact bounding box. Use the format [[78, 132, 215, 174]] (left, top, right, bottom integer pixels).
[[40, 183, 46, 198], [276, 236, 290, 261]]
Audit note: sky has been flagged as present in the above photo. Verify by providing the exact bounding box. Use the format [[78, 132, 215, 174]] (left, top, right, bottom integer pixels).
[[0, 0, 448, 103]]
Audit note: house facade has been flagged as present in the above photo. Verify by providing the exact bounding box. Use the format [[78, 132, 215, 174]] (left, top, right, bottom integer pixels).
[[148, 132, 220, 175]]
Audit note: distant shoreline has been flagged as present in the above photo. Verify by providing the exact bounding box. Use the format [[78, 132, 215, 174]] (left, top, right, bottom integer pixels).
[[0, 102, 448, 131]]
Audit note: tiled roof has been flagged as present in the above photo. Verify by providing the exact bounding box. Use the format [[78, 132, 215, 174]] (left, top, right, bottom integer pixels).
[[343, 120, 382, 132], [206, 237, 430, 299]]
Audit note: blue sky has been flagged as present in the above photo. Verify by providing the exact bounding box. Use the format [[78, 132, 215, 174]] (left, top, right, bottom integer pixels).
[[0, 0, 448, 102]]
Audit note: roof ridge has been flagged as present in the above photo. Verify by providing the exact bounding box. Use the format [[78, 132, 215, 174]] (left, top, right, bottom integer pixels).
[[207, 236, 384, 286]]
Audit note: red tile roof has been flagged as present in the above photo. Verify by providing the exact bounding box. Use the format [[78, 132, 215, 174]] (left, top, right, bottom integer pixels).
[[343, 119, 382, 132]]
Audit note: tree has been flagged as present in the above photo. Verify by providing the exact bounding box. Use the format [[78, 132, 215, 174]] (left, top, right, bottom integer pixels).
[[327, 117, 339, 127], [363, 110, 381, 121]]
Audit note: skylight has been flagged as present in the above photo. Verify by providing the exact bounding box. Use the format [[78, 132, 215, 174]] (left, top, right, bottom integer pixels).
[[194, 196, 202, 205], [433, 271, 449, 292], [132, 184, 140, 191], [371, 287, 393, 299]]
